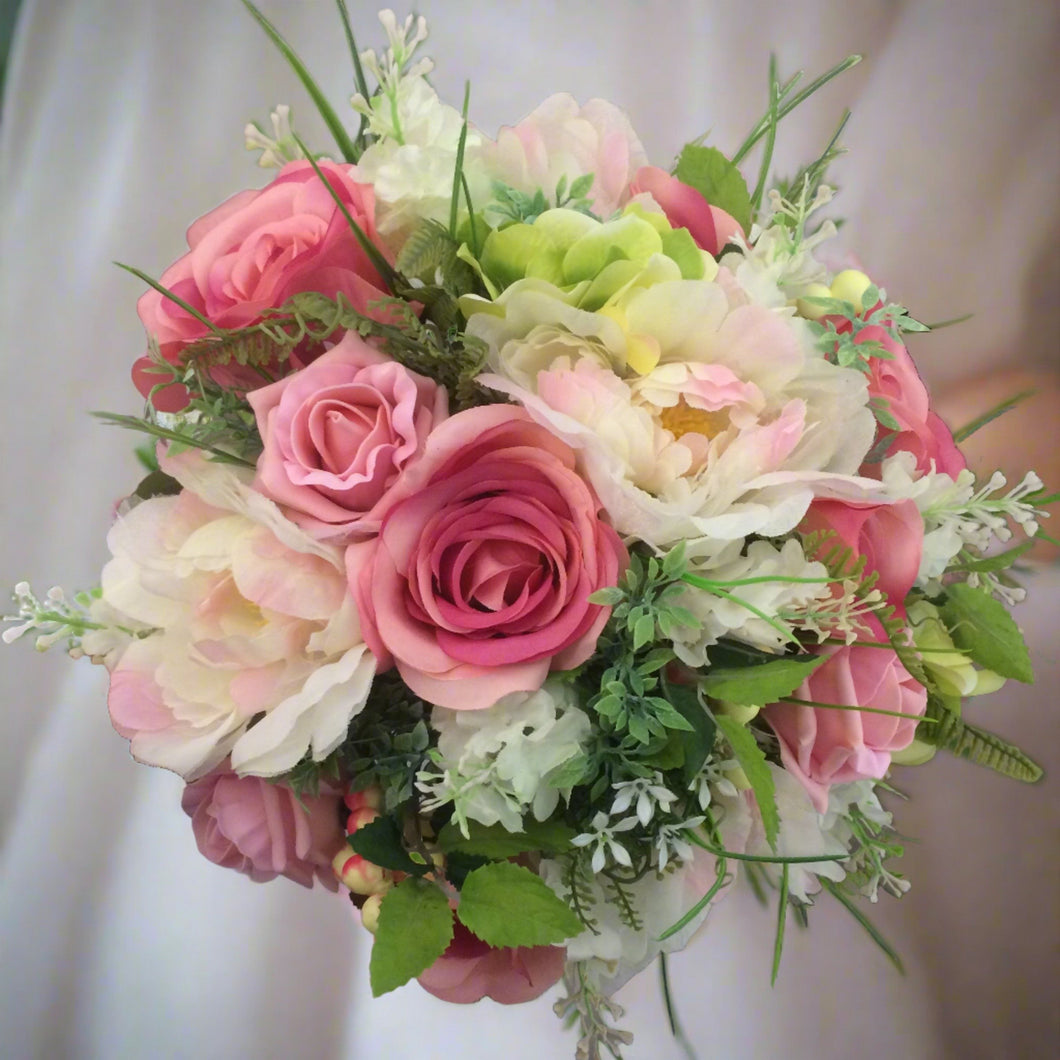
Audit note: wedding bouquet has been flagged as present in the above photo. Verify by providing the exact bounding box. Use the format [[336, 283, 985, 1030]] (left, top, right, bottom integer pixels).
[[5, 4, 1050, 1056]]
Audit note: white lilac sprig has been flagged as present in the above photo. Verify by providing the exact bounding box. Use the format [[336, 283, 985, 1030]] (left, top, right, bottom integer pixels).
[[350, 10, 433, 144], [244, 104, 306, 168], [2, 582, 147, 657]]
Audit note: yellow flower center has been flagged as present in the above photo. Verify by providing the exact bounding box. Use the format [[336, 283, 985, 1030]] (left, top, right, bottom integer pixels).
[[658, 399, 730, 440]]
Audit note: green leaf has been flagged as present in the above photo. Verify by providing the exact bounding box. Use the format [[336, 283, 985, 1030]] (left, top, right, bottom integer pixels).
[[241, 1, 357, 162], [444, 851, 491, 890], [663, 680, 716, 784], [673, 144, 752, 233], [132, 469, 181, 501], [701, 654, 826, 706], [957, 541, 1036, 573], [347, 815, 425, 875], [714, 714, 779, 850], [436, 817, 577, 858], [821, 879, 904, 974], [952, 389, 1035, 444], [369, 878, 453, 996], [940, 583, 1033, 682], [920, 705, 1043, 782], [456, 862, 583, 948]]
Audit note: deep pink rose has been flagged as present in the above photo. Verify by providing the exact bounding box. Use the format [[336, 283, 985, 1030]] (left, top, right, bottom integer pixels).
[[763, 619, 927, 812], [629, 165, 744, 256], [800, 495, 923, 609], [134, 159, 390, 410], [418, 920, 565, 1004], [182, 766, 344, 889], [247, 332, 448, 541], [853, 325, 965, 478], [347, 405, 627, 710]]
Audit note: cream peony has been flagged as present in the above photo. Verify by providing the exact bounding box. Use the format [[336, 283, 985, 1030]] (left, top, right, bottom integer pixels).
[[101, 453, 374, 779]]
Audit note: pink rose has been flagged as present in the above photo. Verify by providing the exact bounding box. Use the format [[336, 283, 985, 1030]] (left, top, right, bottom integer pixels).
[[182, 766, 345, 889], [853, 325, 965, 478], [800, 495, 923, 609], [134, 159, 390, 410], [487, 94, 648, 219], [417, 920, 565, 1004], [629, 165, 744, 256], [248, 332, 448, 541], [763, 619, 927, 812], [347, 405, 627, 710]]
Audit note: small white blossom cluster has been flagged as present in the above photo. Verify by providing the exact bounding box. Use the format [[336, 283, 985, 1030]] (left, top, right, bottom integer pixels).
[[671, 539, 834, 663], [688, 756, 740, 811], [882, 452, 1043, 598], [722, 185, 837, 310], [822, 782, 908, 902], [243, 104, 305, 168], [416, 681, 590, 835]]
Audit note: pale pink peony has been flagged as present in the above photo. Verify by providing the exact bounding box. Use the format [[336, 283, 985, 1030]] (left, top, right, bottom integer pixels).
[[102, 474, 374, 780], [799, 495, 923, 609], [248, 332, 448, 541], [763, 619, 927, 812], [417, 920, 565, 1004], [182, 765, 344, 889], [486, 94, 648, 219], [134, 159, 390, 410], [854, 325, 965, 478], [347, 405, 627, 710], [629, 165, 744, 256]]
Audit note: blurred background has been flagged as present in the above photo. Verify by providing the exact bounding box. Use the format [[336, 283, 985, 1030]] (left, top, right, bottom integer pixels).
[[1, 2, 1057, 1058]]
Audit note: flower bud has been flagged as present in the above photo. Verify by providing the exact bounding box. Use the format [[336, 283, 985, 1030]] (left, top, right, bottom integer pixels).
[[333, 849, 392, 895], [829, 269, 873, 310], [796, 282, 833, 320], [345, 806, 381, 835], [360, 892, 385, 934], [344, 787, 384, 814]]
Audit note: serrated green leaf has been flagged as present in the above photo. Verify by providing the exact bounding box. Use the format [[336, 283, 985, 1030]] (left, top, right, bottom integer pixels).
[[673, 144, 752, 234], [347, 815, 425, 876], [663, 680, 716, 784], [369, 878, 453, 996], [457, 862, 582, 947], [701, 655, 827, 706], [940, 583, 1033, 682], [436, 817, 577, 858], [714, 715, 779, 850]]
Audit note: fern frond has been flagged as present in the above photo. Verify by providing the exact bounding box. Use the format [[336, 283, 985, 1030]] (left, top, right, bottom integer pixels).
[[923, 699, 1043, 782]]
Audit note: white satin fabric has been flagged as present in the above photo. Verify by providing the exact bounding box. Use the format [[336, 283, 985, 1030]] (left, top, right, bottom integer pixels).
[[1, 2, 1057, 1058]]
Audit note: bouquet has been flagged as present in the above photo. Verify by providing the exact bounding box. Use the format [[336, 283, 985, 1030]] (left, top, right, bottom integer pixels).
[[5, 4, 1050, 1056]]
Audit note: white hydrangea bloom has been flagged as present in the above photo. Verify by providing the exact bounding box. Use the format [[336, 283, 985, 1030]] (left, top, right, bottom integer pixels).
[[419, 680, 590, 834], [670, 538, 833, 663]]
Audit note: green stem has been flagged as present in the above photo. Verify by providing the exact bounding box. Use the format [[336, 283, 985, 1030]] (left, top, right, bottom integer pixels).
[[771, 863, 789, 985], [731, 55, 862, 166], [684, 830, 846, 864], [780, 696, 938, 723]]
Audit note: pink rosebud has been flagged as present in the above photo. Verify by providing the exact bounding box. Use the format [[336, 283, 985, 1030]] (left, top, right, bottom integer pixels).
[[800, 495, 923, 609], [762, 618, 927, 812], [837, 323, 966, 479], [347, 405, 627, 710], [417, 920, 565, 1005], [134, 159, 391, 411], [629, 165, 744, 257], [248, 332, 448, 542], [182, 766, 344, 889]]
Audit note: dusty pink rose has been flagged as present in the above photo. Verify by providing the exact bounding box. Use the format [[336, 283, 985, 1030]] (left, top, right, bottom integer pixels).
[[418, 920, 565, 1004], [852, 325, 965, 478], [763, 619, 927, 812], [800, 495, 923, 608], [248, 332, 448, 541], [347, 405, 627, 710], [182, 766, 345, 889], [134, 159, 390, 410], [487, 94, 648, 219], [629, 165, 744, 256]]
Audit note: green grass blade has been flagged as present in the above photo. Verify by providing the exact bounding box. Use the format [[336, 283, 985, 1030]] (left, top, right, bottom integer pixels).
[[952, 389, 1036, 443], [449, 82, 471, 238], [115, 263, 220, 333], [822, 879, 904, 974], [750, 57, 780, 215], [242, 0, 357, 163], [771, 863, 789, 985]]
